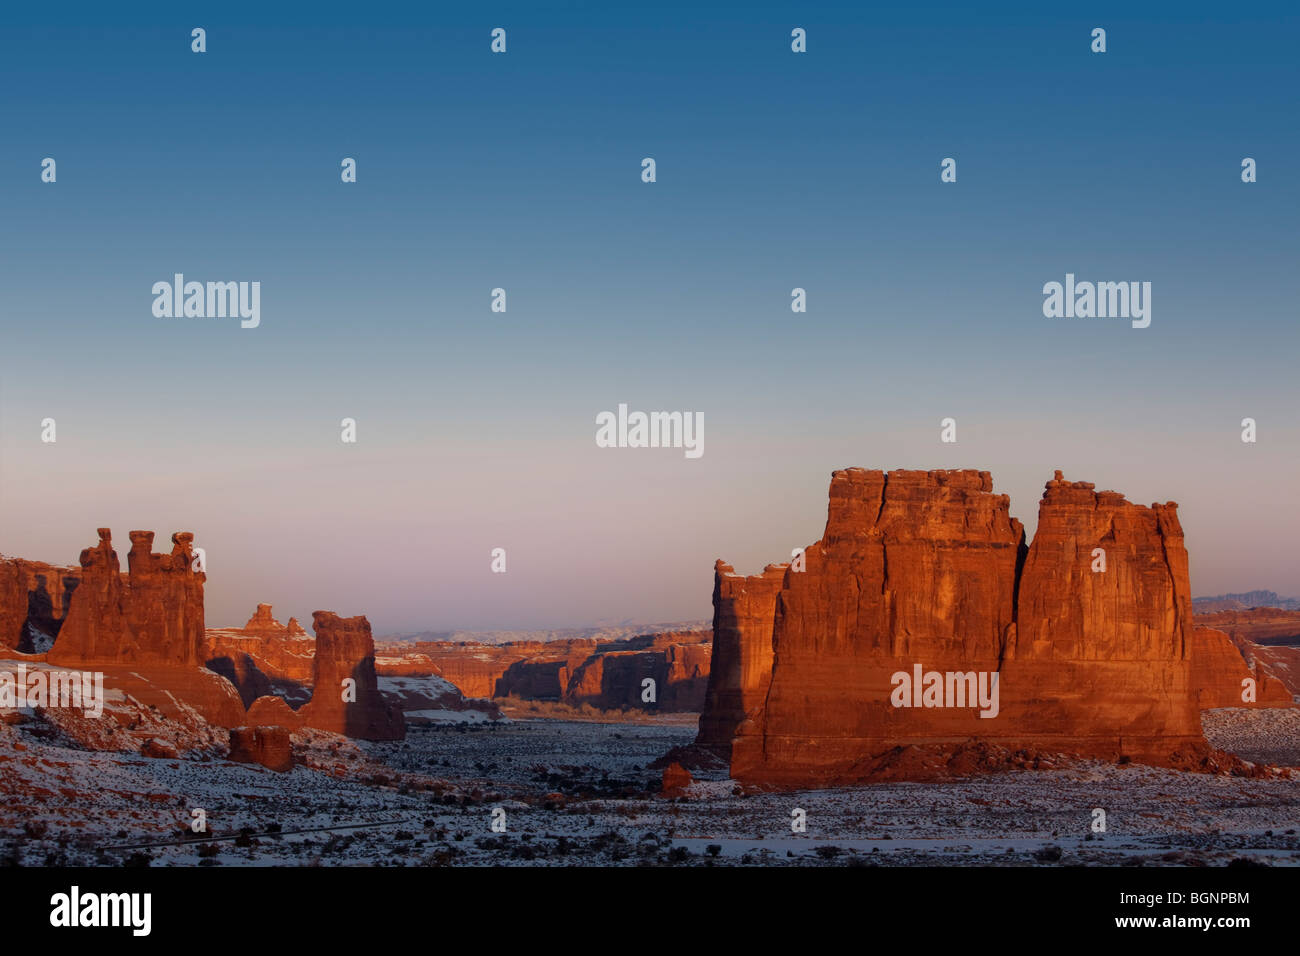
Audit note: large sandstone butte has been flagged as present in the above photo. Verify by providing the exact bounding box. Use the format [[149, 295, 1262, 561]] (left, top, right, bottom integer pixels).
[[696, 469, 1244, 787], [42, 529, 245, 728]]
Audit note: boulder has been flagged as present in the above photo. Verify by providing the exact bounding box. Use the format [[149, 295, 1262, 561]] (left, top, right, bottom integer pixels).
[[660, 761, 693, 797], [228, 726, 293, 772]]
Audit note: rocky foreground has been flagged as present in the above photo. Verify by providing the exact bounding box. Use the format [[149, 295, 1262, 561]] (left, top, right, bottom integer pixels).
[[0, 708, 1295, 867]]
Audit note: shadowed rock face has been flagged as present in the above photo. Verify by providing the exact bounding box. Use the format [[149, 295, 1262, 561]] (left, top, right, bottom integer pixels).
[[1189, 627, 1294, 708], [203, 604, 315, 707], [562, 634, 712, 710], [698, 469, 1221, 786], [0, 557, 81, 653], [1192, 610, 1300, 700], [694, 562, 786, 759]]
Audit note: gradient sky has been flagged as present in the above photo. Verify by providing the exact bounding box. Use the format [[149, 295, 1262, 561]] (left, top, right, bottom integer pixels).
[[1, 1, 1297, 633]]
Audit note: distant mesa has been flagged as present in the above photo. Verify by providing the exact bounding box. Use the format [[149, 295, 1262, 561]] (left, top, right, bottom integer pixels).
[[1193, 590, 1300, 613], [380, 622, 710, 647], [372, 631, 712, 711]]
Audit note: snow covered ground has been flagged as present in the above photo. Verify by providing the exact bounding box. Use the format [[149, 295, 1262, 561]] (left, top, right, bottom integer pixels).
[[1, 708, 1296, 867]]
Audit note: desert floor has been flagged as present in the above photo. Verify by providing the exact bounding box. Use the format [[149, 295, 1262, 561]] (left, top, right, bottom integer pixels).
[[2, 705, 1297, 866]]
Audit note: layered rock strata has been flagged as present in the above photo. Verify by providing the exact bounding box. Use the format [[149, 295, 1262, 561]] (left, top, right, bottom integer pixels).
[[697, 470, 1230, 786], [44, 529, 244, 728]]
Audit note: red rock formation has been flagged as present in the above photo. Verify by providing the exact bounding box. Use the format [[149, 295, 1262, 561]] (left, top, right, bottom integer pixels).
[[1195, 609, 1300, 645], [1013, 474, 1188, 662], [246, 694, 302, 728], [0, 557, 81, 654], [228, 726, 294, 772], [704, 469, 1216, 787], [50, 529, 206, 668], [660, 761, 692, 797], [1189, 627, 1294, 708], [43, 529, 245, 728], [695, 562, 786, 758], [1192, 610, 1300, 701], [374, 631, 712, 711], [296, 611, 404, 740], [122, 531, 206, 667], [47, 529, 135, 665], [203, 604, 315, 706], [389, 640, 593, 699], [997, 474, 1203, 761], [379, 673, 504, 722], [373, 651, 439, 676], [661, 639, 712, 710], [1239, 642, 1300, 701], [243, 603, 281, 634], [497, 642, 595, 699], [141, 738, 180, 759], [561, 632, 711, 710]]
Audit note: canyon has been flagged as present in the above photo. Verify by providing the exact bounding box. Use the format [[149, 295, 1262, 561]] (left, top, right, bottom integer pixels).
[[374, 632, 711, 711]]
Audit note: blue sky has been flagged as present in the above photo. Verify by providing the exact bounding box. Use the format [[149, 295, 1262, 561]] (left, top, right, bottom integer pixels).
[[2, 2, 1297, 631]]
